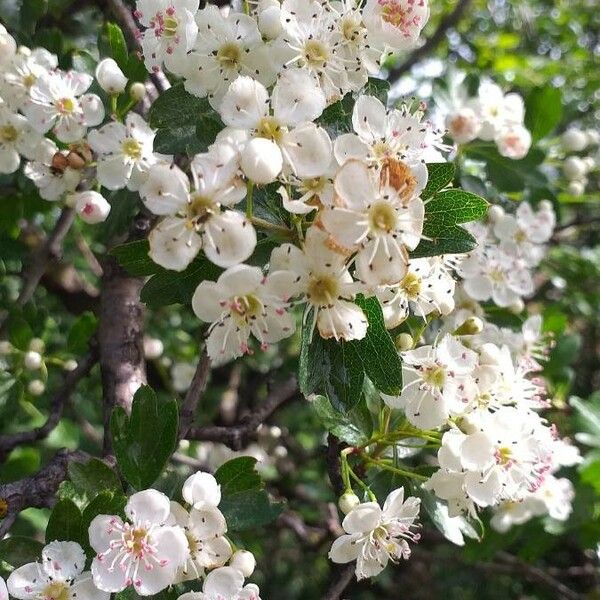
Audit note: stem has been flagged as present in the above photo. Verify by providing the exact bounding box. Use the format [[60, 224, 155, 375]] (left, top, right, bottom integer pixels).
[[250, 216, 294, 236], [348, 466, 376, 501], [110, 94, 118, 117], [364, 457, 428, 481], [246, 181, 254, 219]]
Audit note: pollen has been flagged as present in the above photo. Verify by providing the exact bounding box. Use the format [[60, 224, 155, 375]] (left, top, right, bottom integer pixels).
[[0, 124, 18, 143]]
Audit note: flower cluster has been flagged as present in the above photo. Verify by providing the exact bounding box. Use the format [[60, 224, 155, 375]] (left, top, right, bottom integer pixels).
[[5, 471, 260, 599], [560, 127, 598, 197]]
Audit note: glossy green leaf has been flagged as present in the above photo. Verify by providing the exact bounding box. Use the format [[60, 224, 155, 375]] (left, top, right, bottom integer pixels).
[[68, 458, 121, 498], [98, 22, 128, 70], [421, 163, 456, 200], [110, 240, 158, 277], [0, 537, 44, 570], [67, 312, 97, 354], [215, 456, 262, 494], [45, 499, 83, 544], [311, 395, 372, 446], [525, 86, 563, 141], [363, 77, 390, 103]]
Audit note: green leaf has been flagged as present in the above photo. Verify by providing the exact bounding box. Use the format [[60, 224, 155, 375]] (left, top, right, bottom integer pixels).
[[68, 458, 121, 498], [0, 537, 44, 570], [317, 93, 354, 131], [8, 315, 33, 351], [215, 457, 283, 531], [311, 395, 371, 446], [571, 395, 600, 448], [46, 499, 83, 544], [363, 78, 390, 104], [525, 86, 563, 142], [67, 312, 97, 354], [98, 22, 128, 70], [111, 385, 178, 489], [421, 163, 456, 201], [110, 240, 159, 277], [99, 189, 140, 241], [140, 254, 222, 308], [20, 0, 48, 34], [0, 375, 23, 421]]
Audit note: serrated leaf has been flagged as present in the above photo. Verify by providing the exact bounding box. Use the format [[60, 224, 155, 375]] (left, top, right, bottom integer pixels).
[[421, 163, 455, 200], [98, 22, 128, 70], [111, 385, 178, 489], [46, 499, 83, 544], [215, 457, 262, 494], [311, 395, 371, 446], [68, 458, 121, 498], [110, 240, 159, 277], [363, 77, 390, 104], [525, 86, 563, 142], [0, 537, 44, 570]]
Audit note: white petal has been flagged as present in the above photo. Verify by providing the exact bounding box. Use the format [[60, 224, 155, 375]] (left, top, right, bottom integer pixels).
[[88, 515, 122, 554], [217, 263, 263, 296], [125, 489, 172, 525], [70, 573, 110, 600], [352, 94, 387, 142], [42, 541, 86, 580], [203, 567, 244, 598], [148, 217, 202, 271], [188, 505, 227, 539], [91, 556, 127, 593], [464, 469, 502, 507], [342, 502, 381, 534], [80, 94, 105, 126], [328, 534, 362, 564], [7, 563, 44, 599], [272, 69, 326, 126], [320, 207, 368, 250], [333, 133, 370, 165], [333, 159, 374, 211], [317, 301, 368, 341], [192, 280, 228, 323], [96, 155, 130, 190], [281, 123, 332, 179], [219, 76, 268, 129], [203, 211, 256, 267], [182, 471, 222, 507]]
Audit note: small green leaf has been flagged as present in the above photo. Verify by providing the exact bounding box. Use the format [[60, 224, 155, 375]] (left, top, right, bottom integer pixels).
[[20, 0, 48, 34], [214, 457, 262, 494], [363, 78, 390, 104], [8, 316, 33, 351], [525, 86, 563, 142], [0, 537, 44, 570], [111, 385, 178, 489], [68, 458, 121, 498], [311, 395, 372, 446], [46, 499, 83, 544], [421, 163, 456, 200], [98, 22, 128, 70], [110, 240, 159, 277], [67, 312, 97, 354]]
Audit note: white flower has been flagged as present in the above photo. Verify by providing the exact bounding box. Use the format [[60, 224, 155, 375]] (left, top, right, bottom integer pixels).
[[0, 24, 16, 68], [445, 107, 481, 144], [268, 226, 368, 341], [192, 264, 295, 364], [88, 112, 164, 191], [229, 550, 256, 578], [182, 5, 275, 108], [382, 334, 478, 429], [177, 566, 261, 600], [141, 152, 255, 271], [321, 159, 424, 286], [182, 471, 222, 507], [74, 191, 112, 224], [24, 70, 104, 143], [471, 80, 524, 141], [170, 501, 232, 581], [0, 575, 7, 600], [7, 540, 109, 600], [563, 156, 587, 180], [0, 107, 41, 174], [24, 140, 82, 201], [495, 124, 532, 160], [329, 488, 421, 580], [90, 489, 189, 596], [136, 0, 199, 74], [95, 58, 128, 94], [561, 128, 588, 152]]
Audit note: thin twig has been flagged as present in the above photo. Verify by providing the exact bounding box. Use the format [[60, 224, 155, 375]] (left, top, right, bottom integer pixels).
[[324, 563, 355, 600], [326, 434, 344, 496], [179, 347, 211, 439]]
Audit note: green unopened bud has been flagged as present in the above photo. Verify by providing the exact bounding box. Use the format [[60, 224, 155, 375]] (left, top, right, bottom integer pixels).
[[454, 316, 484, 336], [129, 82, 146, 102], [338, 492, 360, 515], [395, 332, 414, 351]]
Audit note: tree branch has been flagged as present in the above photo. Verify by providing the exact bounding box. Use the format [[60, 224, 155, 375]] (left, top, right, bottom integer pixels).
[[0, 350, 98, 462], [178, 347, 211, 439], [324, 563, 355, 600], [386, 0, 472, 80], [186, 377, 298, 450], [326, 434, 344, 496]]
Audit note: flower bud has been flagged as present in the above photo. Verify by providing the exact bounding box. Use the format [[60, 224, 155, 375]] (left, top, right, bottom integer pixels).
[[95, 58, 127, 94], [539, 199, 553, 212], [64, 359, 78, 372], [258, 5, 282, 39], [230, 550, 256, 577], [24, 351, 42, 370], [74, 191, 111, 224], [567, 180, 585, 196], [143, 336, 164, 360], [487, 205, 505, 222], [338, 492, 360, 515], [273, 445, 288, 458], [509, 298, 524, 314], [29, 338, 45, 353], [563, 156, 586, 180], [0, 341, 12, 355], [240, 138, 283, 184], [269, 425, 282, 438], [582, 156, 595, 172], [454, 316, 484, 336], [585, 129, 600, 146], [394, 332, 413, 351], [28, 379, 46, 396], [445, 108, 480, 144], [561, 129, 587, 152], [130, 82, 147, 102]]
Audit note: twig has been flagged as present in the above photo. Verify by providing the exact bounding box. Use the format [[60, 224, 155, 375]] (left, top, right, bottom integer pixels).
[[324, 563, 355, 600], [0, 351, 98, 462], [178, 347, 211, 439], [326, 434, 344, 495], [386, 0, 472, 80], [186, 377, 298, 450], [0, 449, 87, 538]]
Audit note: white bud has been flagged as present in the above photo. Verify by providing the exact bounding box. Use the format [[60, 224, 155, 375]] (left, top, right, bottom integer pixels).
[[240, 138, 283, 184], [539, 199, 553, 212], [338, 492, 360, 515], [0, 341, 13, 355], [561, 129, 587, 152], [455, 316, 484, 335], [445, 108, 480, 144], [273, 445, 288, 458], [509, 298, 525, 314], [63, 359, 78, 372], [567, 180, 585, 196], [24, 351, 42, 370], [95, 58, 128, 94], [144, 337, 164, 359], [487, 205, 505, 222], [395, 332, 413, 351], [74, 191, 111, 224], [563, 156, 586, 180], [258, 5, 282, 39], [585, 129, 600, 146], [29, 338, 45, 353], [230, 550, 256, 577], [130, 82, 147, 102], [269, 426, 282, 439], [28, 379, 46, 396], [582, 156, 595, 172]]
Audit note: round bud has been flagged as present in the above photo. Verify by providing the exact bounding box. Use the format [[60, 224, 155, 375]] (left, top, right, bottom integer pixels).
[[28, 379, 45, 396], [144, 337, 164, 360], [230, 550, 256, 577], [539, 199, 553, 212], [487, 205, 505, 222], [29, 338, 45, 353], [561, 129, 587, 152], [258, 5, 282, 39], [567, 180, 585, 196], [454, 316, 484, 336], [24, 351, 42, 370], [585, 129, 600, 146], [509, 298, 525, 314], [130, 82, 147, 102], [95, 58, 128, 94], [63, 359, 78, 372], [269, 425, 282, 439], [240, 138, 283, 184], [74, 191, 111, 224], [273, 445, 288, 458], [563, 156, 586, 180], [338, 492, 360, 515], [582, 156, 595, 172], [0, 341, 12, 355], [394, 332, 413, 352], [66, 151, 86, 170]]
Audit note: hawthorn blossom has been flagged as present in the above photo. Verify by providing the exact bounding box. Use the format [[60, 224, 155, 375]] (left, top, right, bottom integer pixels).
[[445, 107, 481, 144], [95, 58, 128, 94], [0, 24, 16, 68], [88, 112, 165, 191], [89, 489, 189, 596], [191, 264, 295, 364], [74, 190, 112, 224], [321, 159, 425, 286], [0, 106, 41, 174], [329, 488, 421, 580], [182, 470, 222, 508], [136, 0, 199, 75], [7, 541, 108, 600], [495, 124, 532, 160], [24, 70, 104, 143], [177, 566, 261, 600]]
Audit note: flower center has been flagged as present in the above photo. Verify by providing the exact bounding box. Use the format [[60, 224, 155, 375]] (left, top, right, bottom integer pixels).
[[122, 137, 142, 160], [42, 581, 70, 600], [124, 527, 149, 557], [369, 201, 397, 233], [422, 365, 446, 388], [495, 446, 513, 466], [400, 272, 421, 299], [449, 115, 470, 135], [303, 40, 329, 68], [188, 193, 218, 222], [307, 274, 339, 307], [257, 116, 284, 143], [185, 530, 200, 556], [22, 73, 37, 88], [163, 15, 179, 37], [56, 97, 75, 114], [230, 294, 263, 320], [379, 0, 408, 29], [217, 42, 241, 68], [489, 268, 505, 283], [341, 16, 361, 41], [381, 159, 417, 202], [372, 141, 393, 159], [0, 125, 18, 143], [514, 229, 527, 243]]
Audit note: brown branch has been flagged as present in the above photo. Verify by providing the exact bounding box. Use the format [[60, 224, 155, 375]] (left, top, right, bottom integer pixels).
[[386, 0, 472, 80], [186, 377, 298, 450], [326, 434, 344, 496], [324, 563, 355, 600], [0, 449, 87, 538], [178, 347, 211, 439], [0, 351, 98, 462]]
